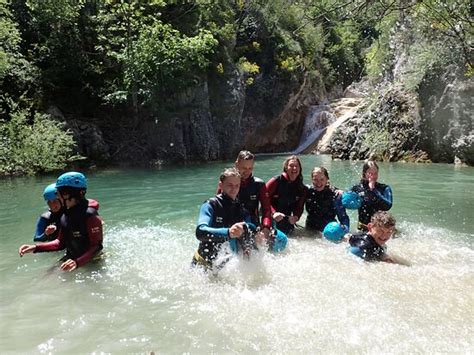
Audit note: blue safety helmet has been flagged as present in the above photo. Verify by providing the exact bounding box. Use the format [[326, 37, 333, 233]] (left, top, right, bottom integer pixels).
[[342, 191, 363, 210], [43, 183, 58, 201], [323, 222, 346, 242], [56, 172, 87, 189]]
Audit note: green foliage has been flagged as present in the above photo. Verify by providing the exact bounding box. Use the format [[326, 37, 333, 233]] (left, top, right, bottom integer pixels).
[[237, 56, 259, 85], [361, 123, 391, 161], [0, 0, 38, 110], [126, 23, 217, 102], [0, 107, 80, 175], [364, 14, 397, 83]]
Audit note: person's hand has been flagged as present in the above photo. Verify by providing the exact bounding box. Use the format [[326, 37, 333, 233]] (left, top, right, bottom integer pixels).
[[45, 225, 57, 236], [368, 180, 376, 190], [19, 244, 36, 256], [229, 222, 245, 239], [272, 212, 285, 222], [288, 215, 299, 225], [60, 259, 77, 272], [254, 230, 264, 245], [260, 227, 271, 239], [334, 189, 343, 197]]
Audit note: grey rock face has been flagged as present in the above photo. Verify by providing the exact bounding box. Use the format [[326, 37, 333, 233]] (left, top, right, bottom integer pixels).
[[418, 70, 474, 165]]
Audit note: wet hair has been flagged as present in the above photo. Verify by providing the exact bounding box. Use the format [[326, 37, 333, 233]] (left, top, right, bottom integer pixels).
[[236, 150, 255, 161], [219, 167, 241, 182], [311, 166, 329, 180], [361, 160, 379, 181], [283, 155, 303, 183], [371, 211, 396, 228]]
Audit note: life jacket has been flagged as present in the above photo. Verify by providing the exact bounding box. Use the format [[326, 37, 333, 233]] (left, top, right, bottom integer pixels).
[[305, 185, 337, 231], [60, 199, 102, 260], [352, 181, 390, 226], [238, 176, 265, 225], [197, 194, 246, 262], [270, 174, 305, 216], [349, 232, 386, 261], [39, 209, 63, 241]]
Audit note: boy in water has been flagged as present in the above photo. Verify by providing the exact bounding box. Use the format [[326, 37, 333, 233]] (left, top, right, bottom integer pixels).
[[193, 167, 263, 269], [217, 151, 287, 252], [348, 211, 396, 263], [33, 183, 63, 242]]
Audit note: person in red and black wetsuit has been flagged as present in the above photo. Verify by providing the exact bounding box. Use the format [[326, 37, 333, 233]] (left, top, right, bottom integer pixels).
[[266, 155, 307, 235], [19, 172, 103, 272]]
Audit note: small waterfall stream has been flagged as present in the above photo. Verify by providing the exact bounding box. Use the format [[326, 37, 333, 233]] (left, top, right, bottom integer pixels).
[[291, 97, 363, 155]]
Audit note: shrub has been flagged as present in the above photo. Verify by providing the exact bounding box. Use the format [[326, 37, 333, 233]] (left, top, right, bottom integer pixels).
[[0, 108, 80, 175]]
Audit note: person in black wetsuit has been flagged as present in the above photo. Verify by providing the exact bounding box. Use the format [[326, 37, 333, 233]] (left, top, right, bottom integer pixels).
[[192, 167, 258, 269], [348, 211, 396, 263], [305, 167, 349, 234], [349, 160, 393, 231], [33, 183, 63, 242], [266, 155, 307, 235], [217, 151, 287, 252], [19, 172, 103, 272]]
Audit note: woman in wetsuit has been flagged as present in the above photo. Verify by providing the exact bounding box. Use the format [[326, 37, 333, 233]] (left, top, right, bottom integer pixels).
[[266, 155, 307, 235], [349, 160, 393, 231]]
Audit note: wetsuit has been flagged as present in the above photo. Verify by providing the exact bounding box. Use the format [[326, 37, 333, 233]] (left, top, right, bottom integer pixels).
[[348, 232, 387, 261], [350, 181, 392, 230], [34, 199, 103, 268], [305, 185, 350, 232], [217, 175, 272, 229], [33, 209, 63, 242], [193, 193, 253, 267], [216, 176, 287, 253], [266, 173, 307, 235]]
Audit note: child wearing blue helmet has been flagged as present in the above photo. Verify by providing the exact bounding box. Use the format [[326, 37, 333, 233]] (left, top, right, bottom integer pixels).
[[19, 172, 103, 272], [33, 183, 63, 242]]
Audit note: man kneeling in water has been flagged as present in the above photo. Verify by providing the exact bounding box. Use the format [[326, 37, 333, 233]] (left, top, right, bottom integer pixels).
[[192, 168, 264, 270], [348, 211, 397, 263]]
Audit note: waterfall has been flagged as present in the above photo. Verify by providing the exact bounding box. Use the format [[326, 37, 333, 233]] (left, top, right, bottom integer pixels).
[[291, 104, 336, 154]]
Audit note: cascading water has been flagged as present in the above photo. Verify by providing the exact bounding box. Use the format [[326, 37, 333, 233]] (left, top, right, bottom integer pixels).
[[292, 104, 336, 154]]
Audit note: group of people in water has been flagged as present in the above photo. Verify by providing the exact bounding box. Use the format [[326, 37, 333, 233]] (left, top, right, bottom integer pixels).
[[18, 151, 396, 272], [19, 172, 103, 272], [192, 151, 396, 270]]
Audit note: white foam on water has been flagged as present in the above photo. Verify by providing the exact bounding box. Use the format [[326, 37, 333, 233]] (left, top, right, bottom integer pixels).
[[95, 222, 474, 353], [4, 221, 472, 353]]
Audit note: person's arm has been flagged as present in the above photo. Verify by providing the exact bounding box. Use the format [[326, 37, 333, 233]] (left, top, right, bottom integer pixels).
[[293, 185, 307, 220], [258, 184, 272, 229], [195, 202, 231, 243], [373, 185, 393, 210], [74, 215, 103, 268], [33, 217, 49, 242], [34, 231, 64, 252], [334, 196, 350, 232], [265, 177, 279, 215]]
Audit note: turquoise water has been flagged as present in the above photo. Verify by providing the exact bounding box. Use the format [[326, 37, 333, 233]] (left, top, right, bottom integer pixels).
[[1, 155, 473, 353]]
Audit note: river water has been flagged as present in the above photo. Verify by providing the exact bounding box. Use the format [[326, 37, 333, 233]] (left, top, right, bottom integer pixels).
[[1, 155, 473, 353]]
